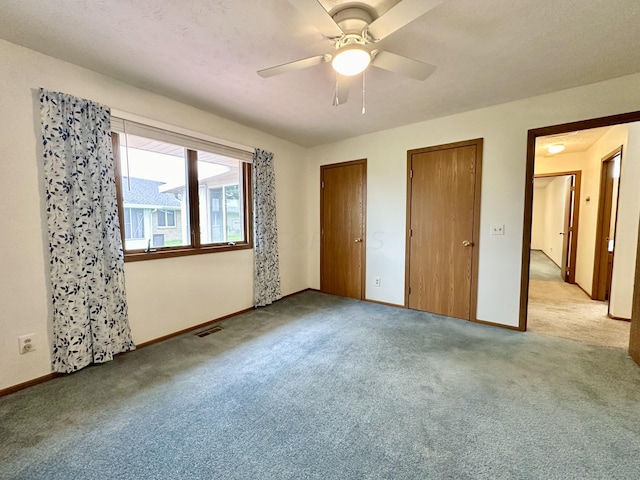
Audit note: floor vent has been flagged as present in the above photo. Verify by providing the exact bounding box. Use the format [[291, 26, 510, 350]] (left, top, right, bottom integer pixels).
[[196, 326, 223, 338]]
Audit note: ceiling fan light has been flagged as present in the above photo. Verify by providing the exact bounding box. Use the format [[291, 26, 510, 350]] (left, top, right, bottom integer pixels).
[[332, 45, 371, 76], [547, 144, 566, 154]]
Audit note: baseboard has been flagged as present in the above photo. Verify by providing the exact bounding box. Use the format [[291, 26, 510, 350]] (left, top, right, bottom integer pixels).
[[138, 288, 312, 348], [576, 283, 592, 299], [362, 295, 521, 331], [0, 372, 62, 398], [537, 249, 562, 269], [311, 288, 405, 309], [136, 307, 255, 348], [364, 298, 405, 308], [473, 318, 523, 332], [608, 313, 631, 322], [363, 297, 522, 332], [0, 288, 313, 398]]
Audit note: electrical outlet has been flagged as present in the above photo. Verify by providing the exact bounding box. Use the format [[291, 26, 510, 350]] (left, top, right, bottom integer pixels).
[[374, 277, 381, 287], [18, 334, 36, 354], [491, 224, 505, 235]]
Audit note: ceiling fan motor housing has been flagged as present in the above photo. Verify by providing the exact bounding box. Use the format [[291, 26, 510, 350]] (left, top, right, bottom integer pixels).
[[331, 7, 374, 38]]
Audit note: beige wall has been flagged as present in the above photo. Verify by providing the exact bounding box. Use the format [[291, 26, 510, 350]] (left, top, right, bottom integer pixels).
[[534, 176, 571, 267], [0, 40, 309, 390], [549, 177, 569, 267], [534, 124, 635, 307], [4, 36, 640, 391], [531, 185, 546, 250], [306, 76, 640, 327], [610, 123, 640, 318], [584, 125, 631, 306]]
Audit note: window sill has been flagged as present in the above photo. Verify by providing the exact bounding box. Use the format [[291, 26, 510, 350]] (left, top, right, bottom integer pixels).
[[124, 243, 252, 262]]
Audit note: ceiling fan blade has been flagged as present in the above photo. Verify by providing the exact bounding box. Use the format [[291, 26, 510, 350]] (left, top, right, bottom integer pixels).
[[288, 0, 344, 39], [333, 75, 355, 106], [371, 51, 436, 80], [258, 54, 330, 78], [366, 0, 443, 41]]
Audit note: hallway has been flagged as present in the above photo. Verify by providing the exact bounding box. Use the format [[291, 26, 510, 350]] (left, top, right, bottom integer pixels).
[[527, 250, 630, 349]]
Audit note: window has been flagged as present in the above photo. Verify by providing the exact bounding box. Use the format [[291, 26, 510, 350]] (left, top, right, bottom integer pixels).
[[157, 209, 176, 228], [111, 119, 253, 261], [124, 208, 145, 239]]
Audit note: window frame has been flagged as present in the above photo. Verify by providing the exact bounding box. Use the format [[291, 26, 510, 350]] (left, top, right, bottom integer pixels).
[[112, 132, 253, 262]]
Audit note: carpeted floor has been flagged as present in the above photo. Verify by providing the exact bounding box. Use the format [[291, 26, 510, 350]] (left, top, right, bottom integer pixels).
[[529, 250, 564, 283], [1, 291, 640, 479], [528, 250, 630, 349]]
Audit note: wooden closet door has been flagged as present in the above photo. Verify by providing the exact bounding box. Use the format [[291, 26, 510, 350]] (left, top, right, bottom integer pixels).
[[321, 160, 366, 299], [406, 140, 482, 320]]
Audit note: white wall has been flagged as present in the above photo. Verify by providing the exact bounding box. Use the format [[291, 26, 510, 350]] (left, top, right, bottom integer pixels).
[[306, 74, 640, 327], [0, 40, 309, 390], [5, 36, 640, 391], [610, 123, 640, 318], [533, 176, 571, 267], [536, 151, 593, 291], [534, 125, 634, 301], [543, 176, 570, 266], [583, 126, 631, 303], [531, 185, 547, 250], [532, 124, 639, 319]]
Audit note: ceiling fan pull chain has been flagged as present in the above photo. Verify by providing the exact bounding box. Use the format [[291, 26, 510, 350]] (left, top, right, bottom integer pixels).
[[362, 70, 366, 115], [333, 72, 340, 107]]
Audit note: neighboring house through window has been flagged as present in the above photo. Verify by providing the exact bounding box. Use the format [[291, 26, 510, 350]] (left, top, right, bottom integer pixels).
[[111, 117, 253, 260]]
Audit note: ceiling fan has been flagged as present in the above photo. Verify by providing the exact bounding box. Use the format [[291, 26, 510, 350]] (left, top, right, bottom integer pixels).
[[258, 0, 442, 106]]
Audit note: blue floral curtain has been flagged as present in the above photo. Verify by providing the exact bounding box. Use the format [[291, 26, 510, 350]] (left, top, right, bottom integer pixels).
[[253, 148, 282, 307], [40, 89, 135, 373]]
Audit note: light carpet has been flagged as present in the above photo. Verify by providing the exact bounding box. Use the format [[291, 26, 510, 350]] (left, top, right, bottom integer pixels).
[[528, 250, 630, 349]]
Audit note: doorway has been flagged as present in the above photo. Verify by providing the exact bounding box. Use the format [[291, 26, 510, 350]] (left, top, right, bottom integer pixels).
[[592, 147, 623, 305], [320, 159, 366, 299], [405, 139, 482, 321], [532, 171, 581, 284], [521, 112, 640, 360]]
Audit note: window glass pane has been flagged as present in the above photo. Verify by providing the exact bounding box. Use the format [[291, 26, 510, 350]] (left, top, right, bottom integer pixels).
[[157, 210, 166, 227], [119, 134, 189, 250], [209, 188, 223, 243], [197, 152, 245, 245], [166, 210, 175, 227], [124, 208, 145, 239], [225, 185, 242, 242]]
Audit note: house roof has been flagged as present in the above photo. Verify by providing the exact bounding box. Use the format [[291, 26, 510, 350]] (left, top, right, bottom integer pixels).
[[121, 177, 181, 209], [2, 1, 640, 147]]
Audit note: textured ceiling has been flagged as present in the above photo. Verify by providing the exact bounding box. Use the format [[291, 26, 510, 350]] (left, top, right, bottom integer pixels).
[[2, 0, 640, 147], [535, 126, 612, 158]]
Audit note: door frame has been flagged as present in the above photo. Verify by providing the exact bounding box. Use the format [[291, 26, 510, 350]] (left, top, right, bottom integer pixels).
[[320, 159, 367, 300], [592, 146, 623, 304], [519, 110, 640, 331], [630, 219, 640, 364], [533, 171, 581, 284], [404, 138, 483, 321]]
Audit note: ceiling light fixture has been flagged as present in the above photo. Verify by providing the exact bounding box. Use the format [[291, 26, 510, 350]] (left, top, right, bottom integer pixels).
[[547, 144, 565, 154], [332, 43, 371, 76]]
